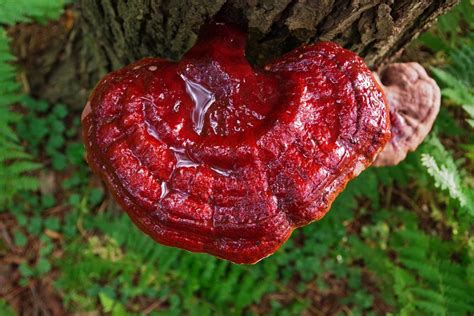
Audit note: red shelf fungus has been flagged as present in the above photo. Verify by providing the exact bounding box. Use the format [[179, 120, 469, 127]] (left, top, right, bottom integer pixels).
[[373, 63, 441, 167], [82, 23, 390, 264]]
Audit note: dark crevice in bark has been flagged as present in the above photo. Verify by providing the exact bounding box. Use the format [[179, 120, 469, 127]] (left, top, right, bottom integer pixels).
[[246, 0, 300, 65], [375, 0, 458, 67]]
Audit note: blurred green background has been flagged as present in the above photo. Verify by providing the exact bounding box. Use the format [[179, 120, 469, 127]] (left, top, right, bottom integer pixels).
[[0, 0, 473, 315]]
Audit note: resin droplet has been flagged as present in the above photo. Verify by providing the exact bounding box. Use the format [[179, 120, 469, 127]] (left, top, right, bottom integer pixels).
[[180, 74, 216, 135]]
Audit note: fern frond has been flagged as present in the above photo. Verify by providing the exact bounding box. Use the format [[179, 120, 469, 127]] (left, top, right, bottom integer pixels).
[[0, 0, 68, 25], [0, 30, 40, 209], [463, 105, 474, 127], [446, 44, 474, 87], [421, 154, 466, 206], [432, 43, 474, 125], [355, 210, 474, 316], [0, 149, 31, 161], [420, 135, 474, 217], [412, 296, 447, 316]]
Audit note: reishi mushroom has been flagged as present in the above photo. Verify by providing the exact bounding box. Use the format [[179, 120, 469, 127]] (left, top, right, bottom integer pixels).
[[82, 23, 391, 264], [373, 63, 441, 167]]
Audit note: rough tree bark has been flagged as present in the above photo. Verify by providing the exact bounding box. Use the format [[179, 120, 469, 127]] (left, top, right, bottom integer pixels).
[[11, 0, 458, 109]]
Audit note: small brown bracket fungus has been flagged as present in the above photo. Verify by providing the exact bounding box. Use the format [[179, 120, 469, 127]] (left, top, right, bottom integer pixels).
[[373, 63, 441, 167]]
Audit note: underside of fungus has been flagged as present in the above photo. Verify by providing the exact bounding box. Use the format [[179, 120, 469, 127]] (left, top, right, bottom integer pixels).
[[82, 23, 391, 264], [373, 63, 441, 167]]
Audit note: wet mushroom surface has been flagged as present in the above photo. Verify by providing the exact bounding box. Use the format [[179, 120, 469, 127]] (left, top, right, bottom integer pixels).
[[82, 23, 391, 264]]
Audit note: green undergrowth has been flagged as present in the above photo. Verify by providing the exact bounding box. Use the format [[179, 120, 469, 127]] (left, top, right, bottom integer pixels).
[[0, 0, 473, 315], [0, 299, 15, 316], [0, 30, 41, 208]]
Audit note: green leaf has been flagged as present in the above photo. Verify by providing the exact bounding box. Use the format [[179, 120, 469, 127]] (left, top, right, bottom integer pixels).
[[99, 292, 128, 316], [51, 153, 67, 171], [27, 216, 42, 236], [52, 104, 68, 118], [89, 188, 104, 206], [0, 299, 15, 316], [68, 193, 81, 206], [44, 217, 60, 231], [66, 142, 85, 165], [13, 230, 27, 247], [41, 194, 56, 209], [35, 258, 51, 274], [18, 263, 33, 277]]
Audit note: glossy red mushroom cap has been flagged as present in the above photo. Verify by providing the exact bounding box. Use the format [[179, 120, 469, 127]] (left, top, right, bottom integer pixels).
[[82, 23, 390, 264]]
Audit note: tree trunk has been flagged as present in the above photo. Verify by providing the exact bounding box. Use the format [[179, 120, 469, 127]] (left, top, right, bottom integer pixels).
[[12, 0, 458, 109]]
